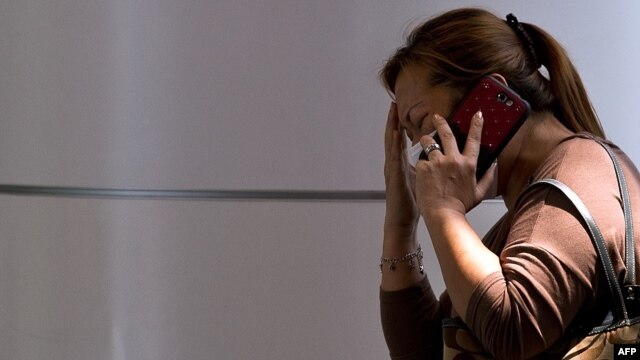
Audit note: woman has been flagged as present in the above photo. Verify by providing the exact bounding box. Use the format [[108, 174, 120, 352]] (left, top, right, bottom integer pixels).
[[379, 8, 640, 359]]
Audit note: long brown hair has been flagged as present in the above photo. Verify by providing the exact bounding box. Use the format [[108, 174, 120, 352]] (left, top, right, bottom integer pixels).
[[380, 8, 605, 137]]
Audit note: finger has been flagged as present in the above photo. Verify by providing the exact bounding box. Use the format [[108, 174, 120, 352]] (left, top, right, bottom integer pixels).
[[385, 128, 397, 178], [384, 102, 398, 159], [432, 114, 459, 155], [396, 130, 414, 172], [392, 128, 403, 163], [389, 129, 415, 189], [418, 134, 443, 161], [463, 111, 483, 159], [399, 130, 410, 164]]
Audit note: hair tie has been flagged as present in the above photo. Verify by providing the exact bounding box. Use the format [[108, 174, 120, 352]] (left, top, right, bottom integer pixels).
[[506, 13, 541, 69]]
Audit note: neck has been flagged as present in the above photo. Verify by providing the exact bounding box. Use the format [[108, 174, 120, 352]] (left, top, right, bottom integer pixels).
[[500, 112, 574, 209]]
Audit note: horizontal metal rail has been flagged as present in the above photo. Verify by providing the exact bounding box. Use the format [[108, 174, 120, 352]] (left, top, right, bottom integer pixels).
[[0, 184, 386, 201]]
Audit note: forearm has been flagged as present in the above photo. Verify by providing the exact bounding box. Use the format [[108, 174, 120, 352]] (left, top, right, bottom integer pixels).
[[424, 209, 501, 320]]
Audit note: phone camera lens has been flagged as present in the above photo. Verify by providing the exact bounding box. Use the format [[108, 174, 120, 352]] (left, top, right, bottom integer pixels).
[[497, 92, 508, 103]]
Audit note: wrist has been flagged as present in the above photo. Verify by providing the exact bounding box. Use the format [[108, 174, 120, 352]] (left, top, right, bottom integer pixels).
[[379, 242, 426, 291], [384, 210, 418, 231], [422, 206, 465, 226], [383, 225, 419, 259], [383, 222, 416, 242], [379, 244, 424, 275]]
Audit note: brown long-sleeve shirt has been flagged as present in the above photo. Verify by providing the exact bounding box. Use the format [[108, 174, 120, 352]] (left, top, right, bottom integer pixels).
[[380, 134, 640, 359]]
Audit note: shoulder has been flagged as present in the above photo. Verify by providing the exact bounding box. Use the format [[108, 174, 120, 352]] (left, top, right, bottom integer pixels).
[[523, 134, 624, 228], [531, 133, 616, 188], [506, 133, 635, 270], [503, 134, 623, 258]]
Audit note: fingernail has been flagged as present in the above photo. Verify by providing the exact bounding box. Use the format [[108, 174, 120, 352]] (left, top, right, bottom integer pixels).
[[476, 110, 483, 120]]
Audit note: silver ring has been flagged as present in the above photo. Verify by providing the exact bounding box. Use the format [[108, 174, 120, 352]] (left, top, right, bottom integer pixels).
[[423, 143, 442, 158]]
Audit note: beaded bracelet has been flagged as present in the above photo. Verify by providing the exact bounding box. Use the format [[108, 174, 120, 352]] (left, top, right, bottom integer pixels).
[[379, 245, 424, 274]]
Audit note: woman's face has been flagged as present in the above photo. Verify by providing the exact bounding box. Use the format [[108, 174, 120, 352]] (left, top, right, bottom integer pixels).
[[393, 65, 461, 144]]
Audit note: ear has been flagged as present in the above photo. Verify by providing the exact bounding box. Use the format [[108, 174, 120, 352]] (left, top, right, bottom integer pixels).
[[490, 73, 509, 86]]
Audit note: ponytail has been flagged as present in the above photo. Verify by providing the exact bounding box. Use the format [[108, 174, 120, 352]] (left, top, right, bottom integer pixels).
[[523, 23, 605, 138]]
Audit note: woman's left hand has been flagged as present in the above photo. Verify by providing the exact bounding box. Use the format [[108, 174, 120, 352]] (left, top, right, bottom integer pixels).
[[415, 111, 497, 219]]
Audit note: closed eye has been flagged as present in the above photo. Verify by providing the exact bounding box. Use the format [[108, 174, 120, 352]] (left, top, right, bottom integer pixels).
[[415, 113, 428, 133], [406, 113, 430, 142]]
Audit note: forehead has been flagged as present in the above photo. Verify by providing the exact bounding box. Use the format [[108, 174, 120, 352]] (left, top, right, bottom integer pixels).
[[394, 65, 431, 103], [392, 65, 464, 127], [393, 65, 435, 120]]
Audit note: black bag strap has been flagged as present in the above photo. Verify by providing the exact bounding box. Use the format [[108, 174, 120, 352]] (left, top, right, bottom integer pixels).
[[596, 140, 636, 289], [524, 139, 636, 323], [528, 178, 629, 322]]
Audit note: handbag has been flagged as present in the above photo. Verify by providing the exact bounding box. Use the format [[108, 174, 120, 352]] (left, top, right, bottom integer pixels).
[[442, 138, 640, 359]]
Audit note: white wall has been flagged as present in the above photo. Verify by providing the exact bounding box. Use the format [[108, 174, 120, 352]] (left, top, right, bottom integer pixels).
[[0, 1, 638, 359]]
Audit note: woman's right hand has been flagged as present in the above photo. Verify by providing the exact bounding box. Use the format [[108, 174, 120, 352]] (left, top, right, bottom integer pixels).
[[384, 102, 420, 240]]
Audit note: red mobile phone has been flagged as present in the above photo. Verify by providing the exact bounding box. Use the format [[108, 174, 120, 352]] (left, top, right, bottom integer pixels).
[[428, 76, 531, 180]]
